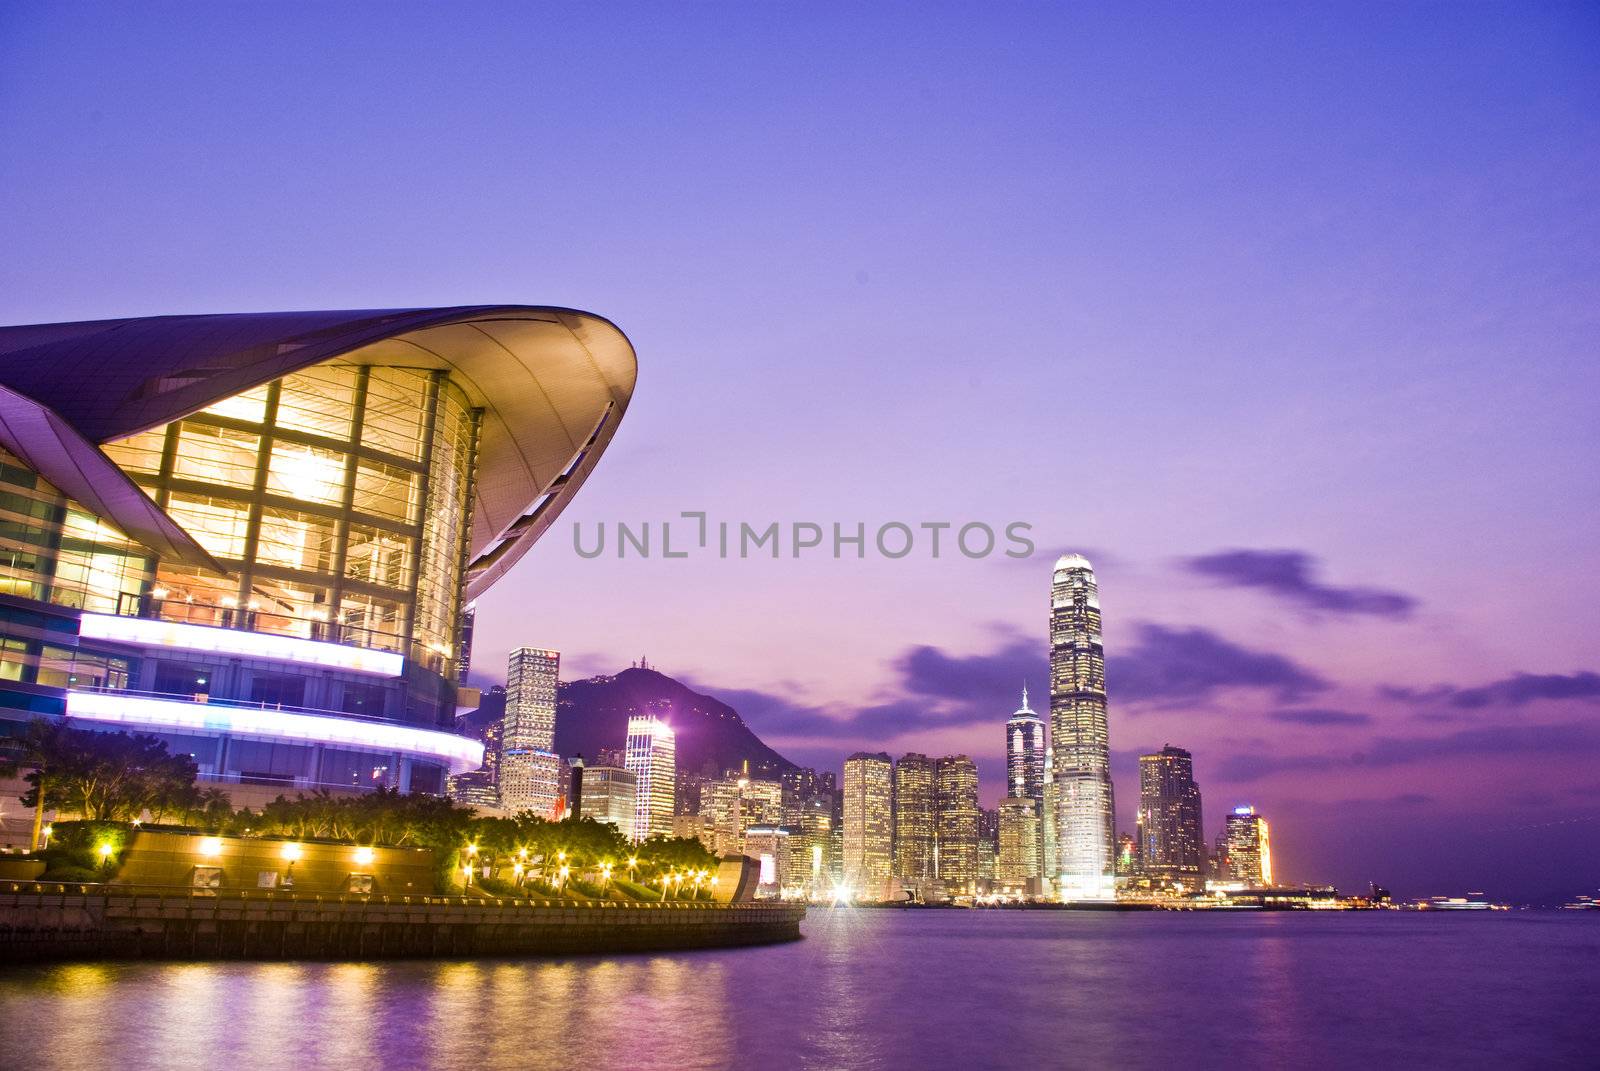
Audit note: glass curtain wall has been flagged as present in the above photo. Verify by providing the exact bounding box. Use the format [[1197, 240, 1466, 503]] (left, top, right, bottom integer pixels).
[[101, 363, 480, 678]]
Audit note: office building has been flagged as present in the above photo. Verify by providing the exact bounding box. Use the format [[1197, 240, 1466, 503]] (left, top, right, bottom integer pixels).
[[842, 752, 893, 894], [1138, 744, 1206, 890], [500, 647, 562, 817], [582, 765, 637, 831], [1224, 806, 1274, 885], [1049, 553, 1117, 900], [1006, 683, 1047, 807], [997, 797, 1042, 887], [892, 753, 936, 883], [935, 754, 980, 895], [625, 715, 676, 842], [702, 775, 784, 855]]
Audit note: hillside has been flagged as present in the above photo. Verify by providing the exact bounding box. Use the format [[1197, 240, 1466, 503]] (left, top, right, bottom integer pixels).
[[554, 667, 796, 779]]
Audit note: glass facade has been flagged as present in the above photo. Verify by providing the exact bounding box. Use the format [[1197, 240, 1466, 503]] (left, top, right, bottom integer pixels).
[[1137, 745, 1206, 889], [892, 753, 936, 882], [0, 447, 155, 615], [101, 363, 481, 679], [1049, 554, 1118, 899]]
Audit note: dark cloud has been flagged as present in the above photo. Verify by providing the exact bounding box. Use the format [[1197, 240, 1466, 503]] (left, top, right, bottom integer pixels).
[[1270, 708, 1372, 727], [713, 685, 987, 743], [1185, 549, 1417, 618], [1385, 671, 1600, 709], [1110, 623, 1328, 705], [1216, 722, 1600, 782], [726, 624, 1331, 746], [897, 639, 1043, 704]]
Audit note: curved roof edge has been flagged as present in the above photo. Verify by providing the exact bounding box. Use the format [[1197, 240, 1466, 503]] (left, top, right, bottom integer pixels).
[[0, 306, 638, 601]]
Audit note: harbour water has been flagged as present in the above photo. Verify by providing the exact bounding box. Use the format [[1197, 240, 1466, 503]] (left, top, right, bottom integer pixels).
[[1, 909, 1594, 1069]]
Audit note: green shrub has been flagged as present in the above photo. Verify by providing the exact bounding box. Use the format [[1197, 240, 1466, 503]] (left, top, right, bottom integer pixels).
[[38, 864, 100, 882]]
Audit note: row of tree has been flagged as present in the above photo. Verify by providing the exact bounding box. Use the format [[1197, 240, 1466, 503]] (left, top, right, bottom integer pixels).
[[4, 718, 719, 887], [2, 720, 206, 848]]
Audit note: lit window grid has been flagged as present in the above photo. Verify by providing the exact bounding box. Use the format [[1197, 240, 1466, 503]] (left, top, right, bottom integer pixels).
[[100, 364, 479, 676], [0, 447, 153, 615]]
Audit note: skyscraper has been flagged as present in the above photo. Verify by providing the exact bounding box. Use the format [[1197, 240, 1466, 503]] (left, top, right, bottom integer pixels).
[[1138, 745, 1206, 891], [1049, 553, 1117, 900], [842, 752, 893, 895], [997, 797, 1041, 887], [1224, 805, 1274, 886], [500, 647, 563, 817], [624, 715, 676, 842], [935, 754, 980, 895], [1006, 684, 1048, 807], [893, 753, 937, 883], [583, 765, 638, 831], [701, 775, 784, 855]]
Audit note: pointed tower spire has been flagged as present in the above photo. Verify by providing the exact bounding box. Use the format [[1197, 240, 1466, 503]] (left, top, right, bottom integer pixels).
[[1021, 681, 1029, 711]]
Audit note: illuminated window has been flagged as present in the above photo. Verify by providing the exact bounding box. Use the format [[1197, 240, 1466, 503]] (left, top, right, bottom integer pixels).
[[352, 459, 418, 523], [276, 365, 358, 441], [266, 442, 346, 505], [255, 507, 340, 574], [173, 423, 261, 489]]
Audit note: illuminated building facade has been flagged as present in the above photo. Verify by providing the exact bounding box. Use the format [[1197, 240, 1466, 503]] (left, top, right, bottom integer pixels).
[[701, 775, 784, 855], [500, 647, 561, 817], [934, 754, 979, 895], [892, 752, 936, 883], [624, 715, 676, 842], [790, 796, 834, 897], [1137, 744, 1206, 890], [1006, 683, 1047, 807], [0, 308, 635, 806], [581, 765, 637, 831], [997, 796, 1041, 886], [1224, 805, 1273, 885], [1049, 553, 1117, 899], [842, 752, 892, 893]]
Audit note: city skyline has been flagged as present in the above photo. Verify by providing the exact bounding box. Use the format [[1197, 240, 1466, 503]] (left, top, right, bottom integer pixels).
[[2, 5, 1595, 903]]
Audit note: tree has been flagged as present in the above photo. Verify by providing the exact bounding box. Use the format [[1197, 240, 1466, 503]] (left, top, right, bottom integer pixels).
[[17, 723, 199, 824], [0, 719, 72, 850]]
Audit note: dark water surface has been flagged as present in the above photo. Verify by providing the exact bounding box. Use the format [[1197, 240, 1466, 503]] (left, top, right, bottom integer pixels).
[[2, 909, 1595, 1069]]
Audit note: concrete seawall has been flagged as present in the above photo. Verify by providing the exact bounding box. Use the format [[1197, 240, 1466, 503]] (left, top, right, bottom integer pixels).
[[0, 884, 806, 962]]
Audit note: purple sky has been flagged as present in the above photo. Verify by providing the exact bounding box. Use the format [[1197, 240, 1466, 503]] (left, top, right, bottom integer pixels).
[[2, 4, 1597, 901]]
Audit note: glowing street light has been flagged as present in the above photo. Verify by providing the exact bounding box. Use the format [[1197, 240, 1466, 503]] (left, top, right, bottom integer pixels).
[[281, 843, 302, 862], [353, 846, 374, 866], [198, 836, 223, 858], [466, 843, 478, 857], [97, 842, 114, 861]]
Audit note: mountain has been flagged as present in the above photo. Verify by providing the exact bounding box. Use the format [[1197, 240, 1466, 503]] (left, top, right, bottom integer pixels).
[[554, 667, 796, 779]]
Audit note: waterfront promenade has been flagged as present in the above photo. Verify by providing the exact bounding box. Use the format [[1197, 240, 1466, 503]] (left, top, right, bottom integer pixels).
[[0, 880, 805, 962]]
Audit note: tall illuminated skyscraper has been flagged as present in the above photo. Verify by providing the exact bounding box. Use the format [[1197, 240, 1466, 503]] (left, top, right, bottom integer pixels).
[[1006, 683, 1048, 808], [1049, 553, 1117, 900], [842, 752, 893, 894], [1224, 805, 1273, 886], [1138, 745, 1206, 890], [935, 754, 980, 895], [893, 753, 936, 883], [624, 715, 676, 842], [500, 647, 563, 816]]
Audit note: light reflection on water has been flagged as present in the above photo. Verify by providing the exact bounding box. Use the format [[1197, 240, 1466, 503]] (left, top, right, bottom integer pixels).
[[1, 911, 1595, 1070]]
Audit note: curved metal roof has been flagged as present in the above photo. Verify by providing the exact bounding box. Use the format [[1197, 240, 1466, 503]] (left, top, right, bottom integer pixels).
[[0, 306, 637, 600]]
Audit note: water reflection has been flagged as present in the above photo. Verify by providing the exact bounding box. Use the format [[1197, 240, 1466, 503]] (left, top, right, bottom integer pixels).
[[0, 912, 1594, 1070]]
